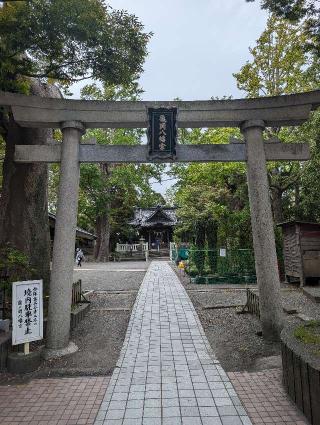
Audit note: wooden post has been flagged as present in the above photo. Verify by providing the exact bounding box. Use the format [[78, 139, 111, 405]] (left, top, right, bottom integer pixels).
[[241, 120, 283, 341]]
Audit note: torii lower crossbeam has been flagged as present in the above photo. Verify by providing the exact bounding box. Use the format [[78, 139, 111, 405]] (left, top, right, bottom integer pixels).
[[14, 142, 310, 163]]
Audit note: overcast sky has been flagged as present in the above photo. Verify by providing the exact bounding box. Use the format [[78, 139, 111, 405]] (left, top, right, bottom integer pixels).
[[73, 0, 268, 100], [73, 0, 268, 193], [113, 0, 268, 100]]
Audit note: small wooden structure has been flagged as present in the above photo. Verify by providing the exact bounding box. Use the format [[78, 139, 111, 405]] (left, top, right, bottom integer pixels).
[[244, 289, 260, 318], [278, 221, 320, 286], [49, 213, 96, 256]]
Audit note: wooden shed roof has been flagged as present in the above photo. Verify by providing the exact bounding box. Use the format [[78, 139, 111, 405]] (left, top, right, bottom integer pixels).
[[277, 221, 320, 228]]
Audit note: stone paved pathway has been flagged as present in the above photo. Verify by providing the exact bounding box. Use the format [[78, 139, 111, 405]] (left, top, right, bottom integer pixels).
[[95, 261, 253, 425]]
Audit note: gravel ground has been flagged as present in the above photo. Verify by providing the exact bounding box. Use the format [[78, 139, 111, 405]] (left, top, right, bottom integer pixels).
[[73, 261, 148, 291], [172, 265, 320, 373], [41, 262, 148, 376], [41, 291, 137, 376], [0, 262, 146, 383]]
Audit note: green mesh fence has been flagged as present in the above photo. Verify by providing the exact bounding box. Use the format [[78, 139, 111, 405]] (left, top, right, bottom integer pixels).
[[172, 247, 256, 284]]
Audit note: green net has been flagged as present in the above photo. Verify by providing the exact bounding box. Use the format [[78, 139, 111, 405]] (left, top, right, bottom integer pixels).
[[172, 247, 256, 284]]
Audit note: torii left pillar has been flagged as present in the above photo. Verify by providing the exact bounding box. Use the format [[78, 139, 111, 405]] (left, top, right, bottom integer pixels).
[[45, 121, 85, 356]]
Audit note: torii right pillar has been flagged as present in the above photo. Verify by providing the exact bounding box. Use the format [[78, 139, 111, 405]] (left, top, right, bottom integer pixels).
[[241, 120, 283, 341]]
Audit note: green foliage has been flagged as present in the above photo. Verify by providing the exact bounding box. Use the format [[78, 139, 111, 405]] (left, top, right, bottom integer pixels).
[[233, 15, 320, 225], [206, 218, 218, 274], [0, 244, 35, 294], [0, 0, 151, 93], [291, 111, 320, 221], [192, 221, 206, 275], [233, 15, 318, 97], [81, 81, 144, 102], [171, 127, 251, 250], [172, 16, 320, 257], [190, 249, 206, 276], [246, 1, 320, 57], [79, 83, 163, 241], [186, 248, 256, 280], [0, 135, 5, 191], [48, 82, 164, 244]]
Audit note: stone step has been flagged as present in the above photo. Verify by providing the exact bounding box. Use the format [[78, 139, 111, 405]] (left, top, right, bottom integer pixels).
[[149, 250, 170, 258]]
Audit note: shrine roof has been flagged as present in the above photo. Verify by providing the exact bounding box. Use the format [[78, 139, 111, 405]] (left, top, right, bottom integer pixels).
[[277, 221, 320, 228], [49, 212, 96, 240], [129, 206, 178, 228]]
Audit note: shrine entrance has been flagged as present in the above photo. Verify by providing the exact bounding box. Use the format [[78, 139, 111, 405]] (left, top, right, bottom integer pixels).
[[149, 230, 169, 250], [129, 205, 177, 251], [1, 89, 319, 356]]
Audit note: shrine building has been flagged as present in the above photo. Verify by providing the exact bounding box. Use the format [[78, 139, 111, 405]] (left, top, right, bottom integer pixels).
[[129, 205, 177, 250]]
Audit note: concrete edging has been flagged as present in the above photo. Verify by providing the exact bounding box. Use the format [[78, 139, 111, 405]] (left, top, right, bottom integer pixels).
[[7, 350, 41, 374]]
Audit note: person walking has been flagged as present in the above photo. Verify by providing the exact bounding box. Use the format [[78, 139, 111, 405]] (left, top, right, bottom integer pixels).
[[75, 248, 84, 267]]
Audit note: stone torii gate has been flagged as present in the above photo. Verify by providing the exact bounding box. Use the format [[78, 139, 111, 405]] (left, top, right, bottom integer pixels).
[[1, 90, 319, 356]]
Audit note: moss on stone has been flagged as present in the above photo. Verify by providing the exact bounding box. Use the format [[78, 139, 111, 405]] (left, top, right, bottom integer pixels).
[[294, 321, 320, 345]]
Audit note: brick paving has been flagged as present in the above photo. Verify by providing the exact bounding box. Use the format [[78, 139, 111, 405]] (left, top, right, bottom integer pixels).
[[94, 261, 253, 425], [229, 369, 308, 425], [0, 376, 109, 425]]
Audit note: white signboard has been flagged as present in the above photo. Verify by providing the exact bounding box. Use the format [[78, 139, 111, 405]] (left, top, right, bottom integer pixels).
[[219, 248, 227, 257], [12, 280, 43, 345]]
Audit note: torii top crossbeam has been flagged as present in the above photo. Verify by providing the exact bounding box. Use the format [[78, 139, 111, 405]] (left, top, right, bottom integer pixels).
[[1, 89, 320, 128]]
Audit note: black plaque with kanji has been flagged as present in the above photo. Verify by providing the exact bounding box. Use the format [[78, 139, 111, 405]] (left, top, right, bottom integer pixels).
[[147, 108, 177, 160]]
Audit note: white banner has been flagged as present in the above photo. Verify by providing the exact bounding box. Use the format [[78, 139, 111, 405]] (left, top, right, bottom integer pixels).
[[219, 248, 227, 257], [12, 280, 43, 345]]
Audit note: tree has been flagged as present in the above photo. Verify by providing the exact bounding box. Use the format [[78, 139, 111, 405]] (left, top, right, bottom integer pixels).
[[49, 127, 164, 261], [233, 15, 319, 223], [246, 0, 320, 56], [233, 16, 316, 96], [290, 110, 320, 221], [0, 81, 61, 292], [171, 127, 252, 250], [76, 82, 163, 260], [0, 1, 150, 285], [0, 0, 150, 93], [47, 82, 164, 261]]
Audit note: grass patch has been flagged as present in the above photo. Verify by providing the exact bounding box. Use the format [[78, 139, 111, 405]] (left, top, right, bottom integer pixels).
[[294, 320, 320, 345]]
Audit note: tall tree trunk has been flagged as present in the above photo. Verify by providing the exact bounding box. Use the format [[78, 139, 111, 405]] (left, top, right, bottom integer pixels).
[[294, 183, 301, 215], [270, 186, 284, 224], [94, 216, 101, 260], [95, 211, 111, 262], [0, 80, 60, 293], [94, 163, 112, 262]]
